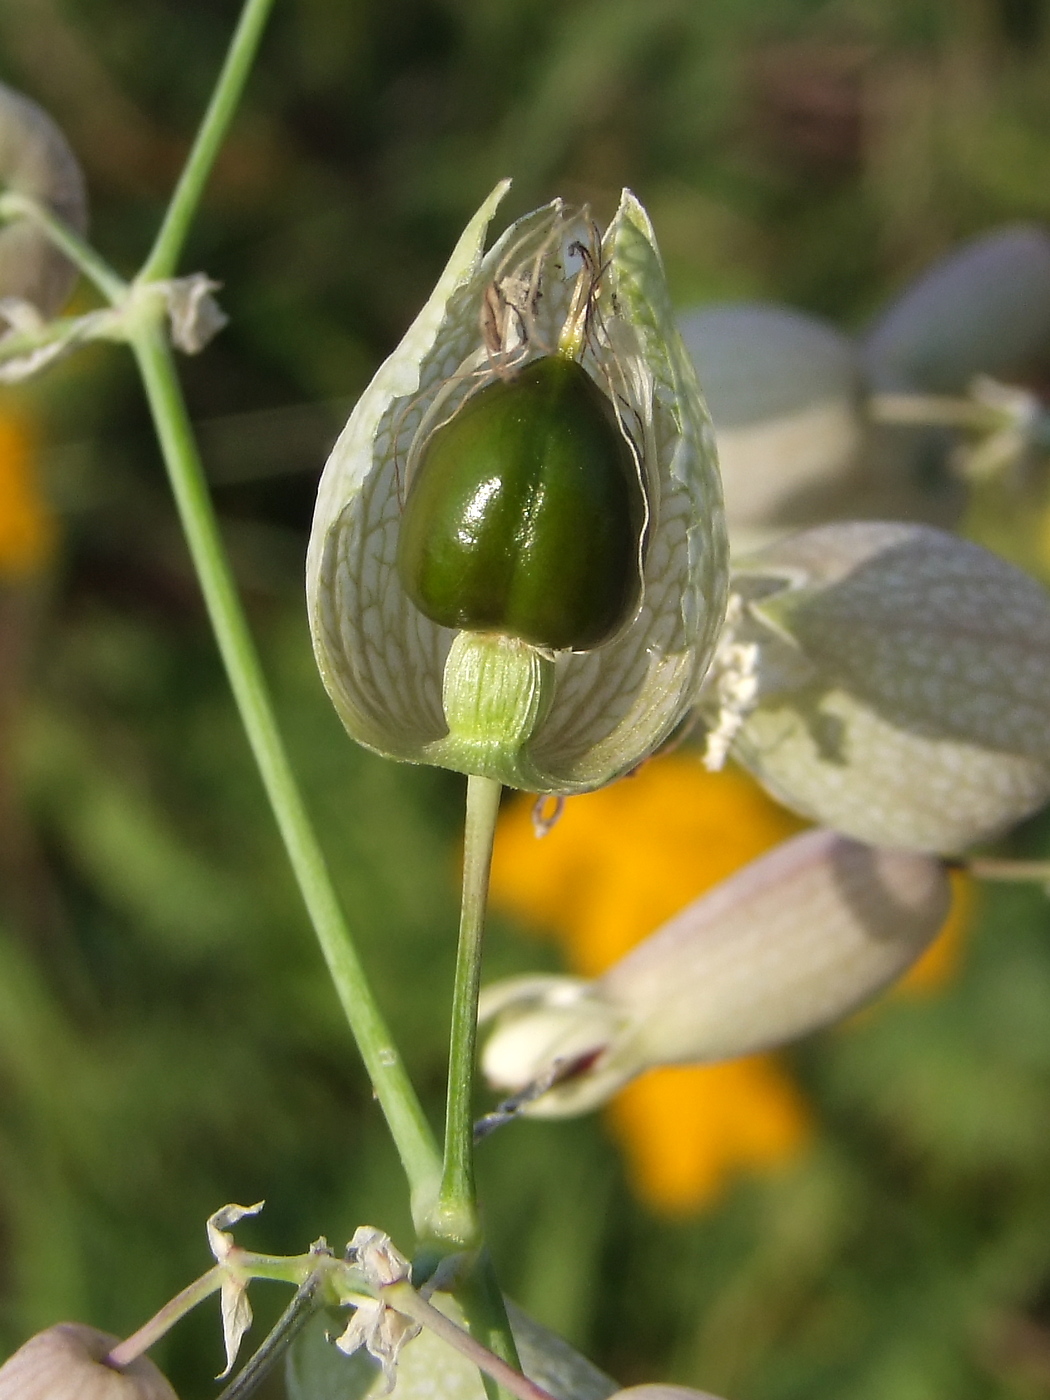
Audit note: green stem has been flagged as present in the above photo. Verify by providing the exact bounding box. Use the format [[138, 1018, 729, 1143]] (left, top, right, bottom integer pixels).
[[386, 1282, 552, 1400], [965, 856, 1050, 885], [127, 317, 441, 1222], [0, 191, 127, 301], [867, 391, 985, 430], [458, 1252, 522, 1394], [108, 1249, 328, 1370], [431, 775, 502, 1247], [106, 1267, 224, 1368], [140, 0, 277, 281], [216, 1273, 325, 1400]]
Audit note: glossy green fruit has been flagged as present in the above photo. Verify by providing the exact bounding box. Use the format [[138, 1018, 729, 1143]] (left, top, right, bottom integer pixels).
[[396, 355, 646, 651]]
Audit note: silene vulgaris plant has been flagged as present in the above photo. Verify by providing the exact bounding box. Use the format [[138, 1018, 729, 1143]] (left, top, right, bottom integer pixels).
[[4, 3, 1050, 1399]]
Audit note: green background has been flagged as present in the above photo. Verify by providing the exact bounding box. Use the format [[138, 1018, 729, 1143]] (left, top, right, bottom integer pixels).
[[1, 1, 1050, 1397]]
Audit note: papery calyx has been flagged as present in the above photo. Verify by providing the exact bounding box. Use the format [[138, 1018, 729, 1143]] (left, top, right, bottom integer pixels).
[[307, 182, 727, 794]]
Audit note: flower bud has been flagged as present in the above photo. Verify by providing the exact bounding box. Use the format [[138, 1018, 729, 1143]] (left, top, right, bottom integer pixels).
[[307, 183, 727, 794], [0, 1324, 178, 1400], [0, 83, 88, 316], [700, 520, 1050, 853], [480, 828, 949, 1117]]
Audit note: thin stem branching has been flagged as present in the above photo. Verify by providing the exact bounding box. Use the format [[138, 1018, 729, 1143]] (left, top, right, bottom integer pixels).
[[432, 775, 503, 1247], [141, 0, 278, 281], [128, 318, 441, 1219]]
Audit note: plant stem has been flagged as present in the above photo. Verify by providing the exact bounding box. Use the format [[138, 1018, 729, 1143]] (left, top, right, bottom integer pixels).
[[106, 1267, 224, 1368], [0, 192, 126, 302], [386, 1283, 555, 1400], [431, 774, 502, 1247], [215, 1273, 325, 1400], [965, 856, 1050, 885], [140, 0, 277, 281], [459, 1253, 523, 1394], [867, 392, 985, 429], [127, 318, 441, 1222]]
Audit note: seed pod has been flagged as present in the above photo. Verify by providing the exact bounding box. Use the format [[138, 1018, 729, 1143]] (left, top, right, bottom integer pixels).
[[701, 520, 1050, 853], [0, 1324, 178, 1400], [397, 355, 646, 651], [307, 183, 727, 794], [0, 83, 88, 316], [480, 828, 949, 1117]]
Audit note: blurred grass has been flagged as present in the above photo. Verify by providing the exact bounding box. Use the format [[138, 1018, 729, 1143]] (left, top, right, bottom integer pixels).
[[0, 1, 1049, 1398]]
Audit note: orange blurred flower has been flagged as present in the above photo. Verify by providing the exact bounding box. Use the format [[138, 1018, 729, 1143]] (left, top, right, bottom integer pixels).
[[489, 754, 970, 1213], [491, 759, 807, 977], [0, 410, 56, 577], [897, 868, 973, 994]]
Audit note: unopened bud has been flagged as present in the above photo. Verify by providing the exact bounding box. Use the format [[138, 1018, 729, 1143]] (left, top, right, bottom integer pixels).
[[480, 828, 949, 1117], [701, 521, 1050, 853], [0, 1324, 178, 1400]]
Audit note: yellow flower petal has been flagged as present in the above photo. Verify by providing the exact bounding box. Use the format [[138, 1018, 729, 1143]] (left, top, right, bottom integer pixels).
[[490, 756, 806, 975], [895, 869, 974, 995], [607, 1058, 812, 1214]]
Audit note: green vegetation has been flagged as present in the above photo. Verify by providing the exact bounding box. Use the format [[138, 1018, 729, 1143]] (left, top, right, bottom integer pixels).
[[0, 1, 1049, 1397]]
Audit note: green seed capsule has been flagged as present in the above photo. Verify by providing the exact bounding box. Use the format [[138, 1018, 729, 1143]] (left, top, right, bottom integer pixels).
[[396, 355, 646, 651]]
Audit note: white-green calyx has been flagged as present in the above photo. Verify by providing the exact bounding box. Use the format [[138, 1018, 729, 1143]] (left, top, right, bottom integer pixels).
[[699, 521, 1050, 854], [307, 182, 727, 793]]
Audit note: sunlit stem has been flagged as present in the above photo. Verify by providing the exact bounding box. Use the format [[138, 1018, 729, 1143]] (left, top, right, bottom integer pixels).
[[459, 1253, 522, 1398], [964, 856, 1050, 887], [427, 774, 518, 1398], [106, 1267, 224, 1368], [140, 0, 277, 281], [127, 316, 441, 1222], [867, 392, 992, 430], [386, 1282, 555, 1400], [432, 774, 503, 1248], [107, 1250, 327, 1371]]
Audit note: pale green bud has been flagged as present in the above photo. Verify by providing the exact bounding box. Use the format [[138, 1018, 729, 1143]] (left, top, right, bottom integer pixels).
[[307, 183, 727, 794], [480, 829, 948, 1117], [700, 520, 1050, 853], [0, 1324, 178, 1400]]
